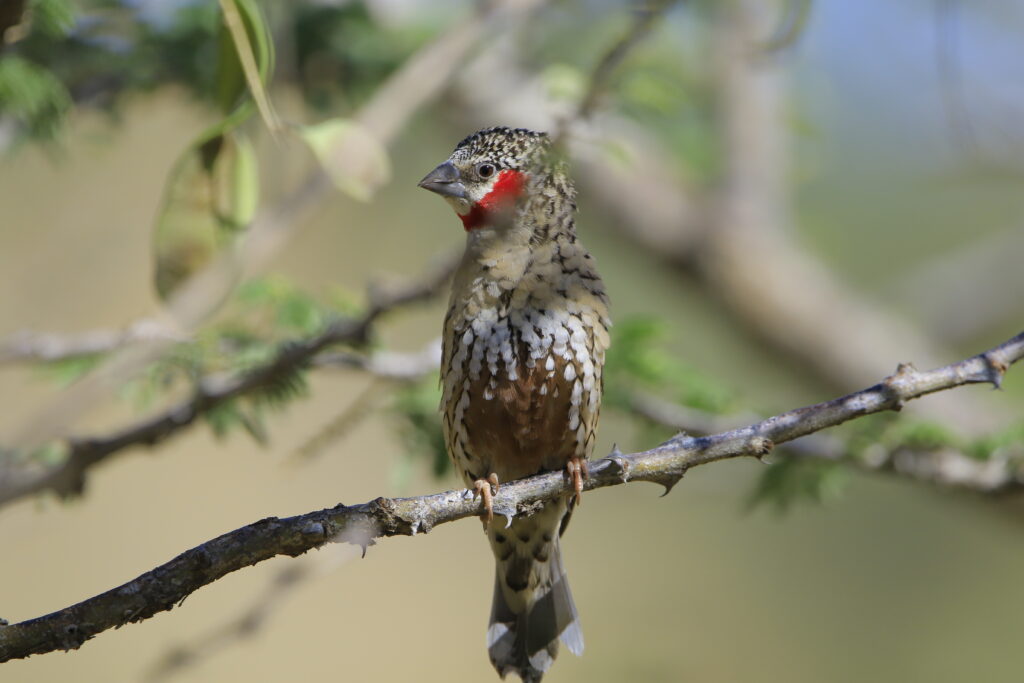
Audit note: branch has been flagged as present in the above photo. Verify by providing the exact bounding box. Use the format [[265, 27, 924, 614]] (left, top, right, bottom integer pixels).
[[2, 330, 1021, 663], [0, 321, 187, 364], [312, 338, 441, 380], [630, 389, 1020, 493], [628, 390, 847, 460], [0, 257, 456, 510], [552, 0, 675, 144]]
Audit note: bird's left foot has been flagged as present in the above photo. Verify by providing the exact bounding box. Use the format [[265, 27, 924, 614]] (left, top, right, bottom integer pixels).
[[566, 456, 589, 506], [472, 473, 500, 526]]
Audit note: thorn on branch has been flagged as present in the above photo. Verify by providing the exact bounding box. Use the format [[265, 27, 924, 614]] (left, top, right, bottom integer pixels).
[[495, 511, 515, 530], [603, 444, 632, 482], [658, 474, 683, 497]]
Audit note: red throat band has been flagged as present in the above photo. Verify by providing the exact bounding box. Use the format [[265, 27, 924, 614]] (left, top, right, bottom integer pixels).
[[459, 169, 528, 231]]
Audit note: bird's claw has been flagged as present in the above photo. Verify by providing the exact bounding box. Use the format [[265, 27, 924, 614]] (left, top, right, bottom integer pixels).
[[472, 473, 500, 526], [566, 457, 589, 507]]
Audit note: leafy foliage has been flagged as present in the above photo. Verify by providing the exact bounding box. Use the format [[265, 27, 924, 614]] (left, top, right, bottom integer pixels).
[[747, 456, 847, 514], [0, 55, 71, 142], [391, 378, 449, 480], [291, 2, 429, 113], [969, 421, 1024, 462], [152, 0, 273, 300], [604, 316, 734, 414], [749, 413, 1024, 512], [1, 0, 427, 146], [27, 277, 351, 450]]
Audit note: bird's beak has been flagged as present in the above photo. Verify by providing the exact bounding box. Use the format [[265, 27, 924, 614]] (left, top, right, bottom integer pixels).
[[417, 161, 468, 200]]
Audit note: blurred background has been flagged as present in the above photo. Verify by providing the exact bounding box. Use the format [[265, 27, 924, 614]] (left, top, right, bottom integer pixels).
[[2, 0, 1024, 681]]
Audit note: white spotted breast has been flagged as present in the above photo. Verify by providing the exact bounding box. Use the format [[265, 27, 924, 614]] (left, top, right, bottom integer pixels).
[[441, 236, 610, 486]]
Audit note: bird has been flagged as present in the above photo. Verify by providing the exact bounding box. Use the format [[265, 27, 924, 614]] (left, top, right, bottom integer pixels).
[[418, 127, 611, 682]]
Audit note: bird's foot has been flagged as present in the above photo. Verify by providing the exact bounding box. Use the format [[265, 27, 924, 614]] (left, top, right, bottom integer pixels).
[[566, 456, 589, 506], [472, 473, 500, 526]]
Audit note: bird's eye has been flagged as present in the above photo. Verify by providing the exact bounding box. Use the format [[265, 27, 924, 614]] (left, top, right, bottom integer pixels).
[[476, 162, 496, 179]]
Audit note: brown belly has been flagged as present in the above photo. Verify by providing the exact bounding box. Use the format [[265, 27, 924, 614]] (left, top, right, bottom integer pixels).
[[459, 354, 580, 483]]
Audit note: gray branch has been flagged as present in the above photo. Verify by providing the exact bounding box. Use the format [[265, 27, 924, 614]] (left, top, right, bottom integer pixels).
[[0, 257, 456, 510], [0, 321, 188, 364], [2, 330, 1020, 663]]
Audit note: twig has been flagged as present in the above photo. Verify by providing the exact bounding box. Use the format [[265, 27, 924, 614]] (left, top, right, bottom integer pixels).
[[0, 321, 187, 364], [292, 339, 443, 462], [1, 330, 1021, 663], [312, 338, 441, 380], [0, 258, 456, 510], [629, 390, 1021, 491], [289, 379, 388, 464], [552, 0, 675, 146], [628, 390, 846, 460]]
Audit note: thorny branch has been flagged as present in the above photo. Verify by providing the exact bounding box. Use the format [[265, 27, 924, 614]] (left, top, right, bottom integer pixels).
[[630, 390, 1019, 492], [2, 330, 1021, 663], [0, 257, 457, 510]]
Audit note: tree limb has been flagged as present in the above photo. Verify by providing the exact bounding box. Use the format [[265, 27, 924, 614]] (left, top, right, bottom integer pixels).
[[2, 330, 1020, 663], [0, 321, 187, 364], [0, 257, 456, 510], [630, 388, 1021, 493], [552, 0, 675, 145]]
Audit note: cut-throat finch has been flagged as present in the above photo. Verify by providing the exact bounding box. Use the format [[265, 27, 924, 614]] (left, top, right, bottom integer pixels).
[[419, 127, 611, 682]]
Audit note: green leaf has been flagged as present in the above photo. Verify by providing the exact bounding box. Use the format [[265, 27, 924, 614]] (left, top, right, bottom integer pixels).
[[0, 56, 71, 140], [153, 129, 259, 300], [215, 0, 274, 114], [294, 118, 391, 201], [29, 0, 75, 37]]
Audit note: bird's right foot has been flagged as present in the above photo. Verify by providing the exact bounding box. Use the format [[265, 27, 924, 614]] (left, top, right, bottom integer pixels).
[[472, 473, 500, 526]]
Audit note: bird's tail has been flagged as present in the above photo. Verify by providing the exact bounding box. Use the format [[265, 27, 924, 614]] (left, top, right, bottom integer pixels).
[[486, 500, 583, 682]]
